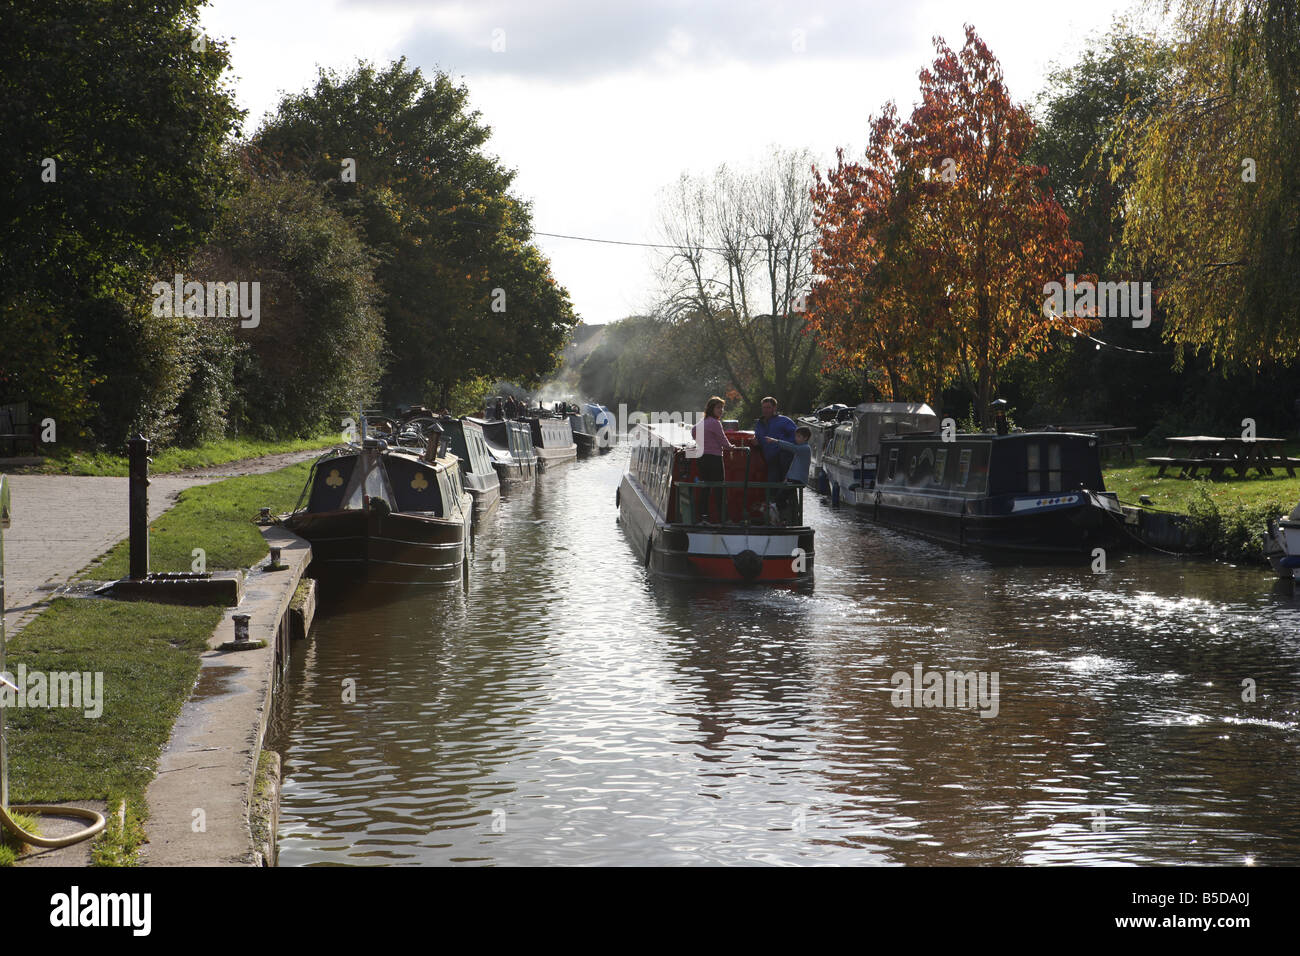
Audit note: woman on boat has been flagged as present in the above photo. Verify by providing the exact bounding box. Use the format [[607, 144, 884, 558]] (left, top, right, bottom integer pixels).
[[691, 396, 734, 525]]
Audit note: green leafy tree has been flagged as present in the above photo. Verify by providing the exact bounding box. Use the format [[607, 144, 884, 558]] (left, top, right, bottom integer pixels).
[[250, 59, 578, 409]]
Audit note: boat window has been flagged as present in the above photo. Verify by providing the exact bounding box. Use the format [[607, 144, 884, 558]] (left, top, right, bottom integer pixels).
[[1026, 444, 1041, 493], [933, 448, 948, 484], [887, 448, 899, 480], [1047, 442, 1062, 492], [344, 457, 394, 510], [957, 448, 972, 488]]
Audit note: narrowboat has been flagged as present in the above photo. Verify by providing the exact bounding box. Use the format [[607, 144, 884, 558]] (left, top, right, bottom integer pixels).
[[479, 417, 538, 482], [617, 422, 814, 583], [283, 436, 473, 584], [439, 416, 501, 515], [585, 402, 617, 450], [870, 431, 1127, 554], [822, 403, 939, 506], [568, 409, 598, 457], [525, 414, 578, 469]]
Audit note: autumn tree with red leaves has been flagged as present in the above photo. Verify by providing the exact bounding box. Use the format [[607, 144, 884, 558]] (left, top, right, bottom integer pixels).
[[810, 25, 1083, 426]]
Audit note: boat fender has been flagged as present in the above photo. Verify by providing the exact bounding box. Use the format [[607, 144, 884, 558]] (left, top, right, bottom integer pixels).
[[615, 485, 621, 507], [831, 482, 840, 507], [733, 549, 763, 580]]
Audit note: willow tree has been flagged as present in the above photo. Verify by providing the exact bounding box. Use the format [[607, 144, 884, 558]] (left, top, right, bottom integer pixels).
[[1121, 0, 1300, 369], [656, 148, 821, 415]]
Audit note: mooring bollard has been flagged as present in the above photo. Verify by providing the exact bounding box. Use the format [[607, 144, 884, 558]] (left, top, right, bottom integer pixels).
[[232, 614, 251, 643], [128, 435, 151, 580]]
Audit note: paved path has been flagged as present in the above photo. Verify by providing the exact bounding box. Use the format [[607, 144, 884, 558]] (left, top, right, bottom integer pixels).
[[2, 449, 324, 636]]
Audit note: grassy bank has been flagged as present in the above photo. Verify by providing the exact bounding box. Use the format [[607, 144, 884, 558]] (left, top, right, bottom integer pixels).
[[4, 461, 312, 864], [84, 461, 312, 579], [22, 432, 338, 477], [2, 599, 225, 865], [1103, 462, 1296, 563]]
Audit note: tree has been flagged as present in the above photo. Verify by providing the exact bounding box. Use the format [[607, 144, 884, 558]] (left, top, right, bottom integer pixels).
[[656, 148, 821, 415], [812, 27, 1081, 425], [809, 105, 951, 404], [1121, 0, 1300, 369], [250, 59, 578, 408]]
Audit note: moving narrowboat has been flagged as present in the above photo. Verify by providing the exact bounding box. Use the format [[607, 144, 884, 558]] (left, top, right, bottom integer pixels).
[[870, 431, 1127, 554], [283, 436, 473, 584], [479, 417, 538, 482], [617, 422, 814, 583], [525, 414, 578, 469], [822, 403, 939, 506], [440, 416, 501, 515]]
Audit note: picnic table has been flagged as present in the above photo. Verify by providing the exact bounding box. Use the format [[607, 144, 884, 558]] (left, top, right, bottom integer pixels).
[[1146, 435, 1299, 478]]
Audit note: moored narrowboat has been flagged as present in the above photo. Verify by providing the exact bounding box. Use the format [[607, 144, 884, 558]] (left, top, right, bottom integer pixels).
[[283, 437, 473, 584], [440, 416, 501, 515], [870, 431, 1127, 554], [526, 414, 578, 469], [568, 409, 598, 457], [617, 422, 814, 583], [585, 402, 617, 450], [479, 417, 538, 482], [822, 402, 939, 506]]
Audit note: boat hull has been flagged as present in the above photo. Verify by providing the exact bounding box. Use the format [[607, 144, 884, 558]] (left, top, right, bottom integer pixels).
[[871, 490, 1126, 555], [618, 473, 813, 582], [286, 506, 471, 584]]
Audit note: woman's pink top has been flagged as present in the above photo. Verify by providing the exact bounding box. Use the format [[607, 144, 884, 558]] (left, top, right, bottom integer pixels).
[[691, 415, 734, 456]]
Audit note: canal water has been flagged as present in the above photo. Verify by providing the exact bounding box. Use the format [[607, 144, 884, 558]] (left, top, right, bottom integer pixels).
[[269, 446, 1300, 865]]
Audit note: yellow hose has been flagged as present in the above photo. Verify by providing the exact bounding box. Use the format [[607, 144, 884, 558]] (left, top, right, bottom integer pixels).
[[1, 802, 106, 848]]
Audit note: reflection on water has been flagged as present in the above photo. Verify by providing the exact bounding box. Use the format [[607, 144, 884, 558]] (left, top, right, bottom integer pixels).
[[269, 447, 1300, 865]]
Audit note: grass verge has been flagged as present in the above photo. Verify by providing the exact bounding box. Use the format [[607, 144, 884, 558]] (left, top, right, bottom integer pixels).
[[2, 599, 225, 865], [84, 461, 313, 579], [1103, 463, 1296, 563], [23, 432, 338, 477], [0, 811, 43, 866]]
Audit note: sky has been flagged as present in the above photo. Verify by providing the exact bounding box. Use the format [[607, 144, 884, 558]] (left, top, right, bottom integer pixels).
[[200, 0, 1142, 325]]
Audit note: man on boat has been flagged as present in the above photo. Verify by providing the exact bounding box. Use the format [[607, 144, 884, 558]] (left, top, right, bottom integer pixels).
[[765, 426, 812, 524], [753, 396, 797, 481]]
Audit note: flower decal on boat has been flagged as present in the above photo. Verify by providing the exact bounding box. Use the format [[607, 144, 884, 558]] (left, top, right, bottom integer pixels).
[[325, 469, 343, 488], [411, 472, 429, 491]]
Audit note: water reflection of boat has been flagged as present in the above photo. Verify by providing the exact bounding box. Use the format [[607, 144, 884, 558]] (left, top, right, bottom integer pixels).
[[872, 431, 1127, 554], [617, 422, 814, 583], [1264, 501, 1300, 582], [479, 417, 538, 482], [283, 437, 473, 584]]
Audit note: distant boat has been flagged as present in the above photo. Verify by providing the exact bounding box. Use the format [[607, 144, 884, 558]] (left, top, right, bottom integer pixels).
[[797, 404, 848, 493], [871, 431, 1127, 554], [568, 409, 598, 457], [478, 417, 538, 483], [283, 437, 473, 584], [523, 412, 577, 469], [439, 416, 501, 515], [617, 422, 814, 583], [821, 402, 939, 506], [585, 402, 618, 450]]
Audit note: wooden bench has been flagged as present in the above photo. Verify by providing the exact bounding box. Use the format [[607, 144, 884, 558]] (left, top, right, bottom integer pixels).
[[1145, 456, 1229, 478], [0, 402, 37, 457]]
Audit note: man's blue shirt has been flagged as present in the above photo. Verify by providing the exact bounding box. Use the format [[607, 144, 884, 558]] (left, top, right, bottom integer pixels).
[[753, 414, 797, 471]]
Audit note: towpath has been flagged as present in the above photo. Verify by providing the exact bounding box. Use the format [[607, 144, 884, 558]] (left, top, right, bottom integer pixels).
[[2, 449, 324, 636]]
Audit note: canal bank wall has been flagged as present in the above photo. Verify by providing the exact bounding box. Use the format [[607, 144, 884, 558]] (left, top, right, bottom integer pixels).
[[140, 525, 311, 867]]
